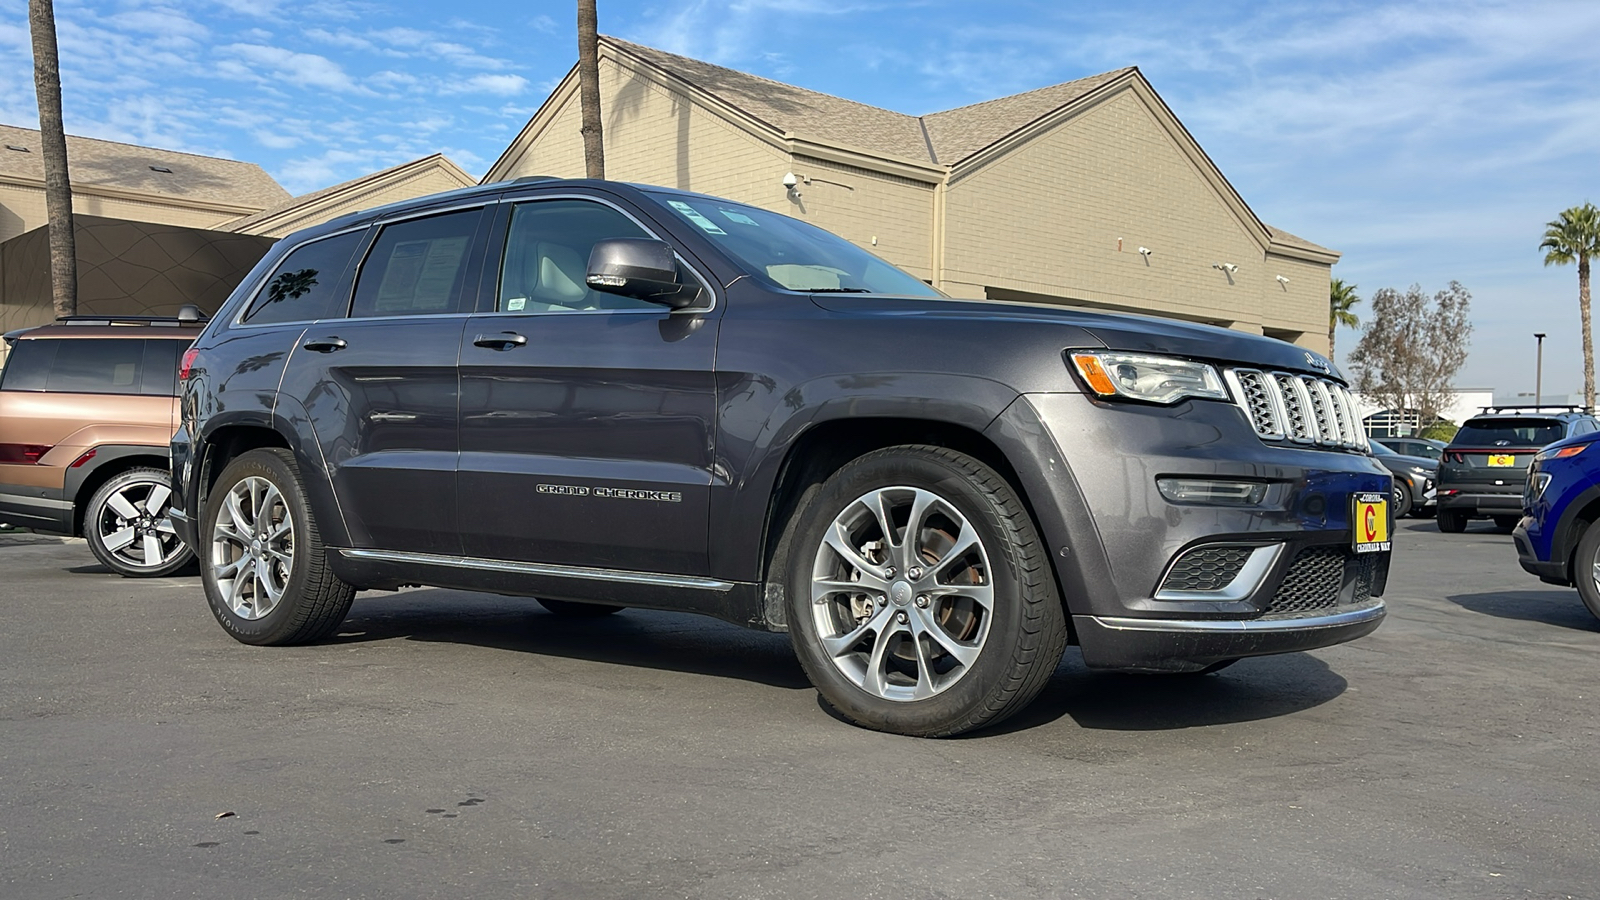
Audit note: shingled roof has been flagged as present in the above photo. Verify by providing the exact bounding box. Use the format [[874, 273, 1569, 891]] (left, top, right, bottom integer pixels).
[[921, 71, 1132, 163], [0, 123, 288, 210]]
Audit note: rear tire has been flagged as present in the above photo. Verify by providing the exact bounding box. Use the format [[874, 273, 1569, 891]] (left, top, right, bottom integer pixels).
[[1573, 524, 1600, 622], [537, 598, 622, 617], [1493, 515, 1520, 532], [1437, 509, 1468, 533], [782, 445, 1068, 737], [84, 467, 193, 578], [201, 448, 355, 645]]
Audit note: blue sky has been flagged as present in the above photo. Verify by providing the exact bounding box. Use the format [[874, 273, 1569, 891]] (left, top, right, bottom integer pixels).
[[3, 0, 1598, 399]]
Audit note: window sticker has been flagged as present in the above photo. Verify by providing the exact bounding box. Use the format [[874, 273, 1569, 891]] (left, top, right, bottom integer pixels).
[[719, 209, 759, 226], [374, 236, 468, 312], [667, 200, 727, 235], [506, 297, 527, 312]]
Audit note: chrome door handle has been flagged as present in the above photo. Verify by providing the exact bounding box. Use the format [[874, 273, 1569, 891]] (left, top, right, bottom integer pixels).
[[473, 332, 528, 350], [302, 337, 347, 353]]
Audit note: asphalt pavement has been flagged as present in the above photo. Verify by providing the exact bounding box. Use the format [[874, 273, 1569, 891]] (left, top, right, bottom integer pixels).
[[1, 518, 1597, 899]]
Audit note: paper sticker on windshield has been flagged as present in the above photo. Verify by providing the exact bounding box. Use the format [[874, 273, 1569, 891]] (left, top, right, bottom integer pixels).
[[506, 297, 526, 311], [667, 200, 726, 235], [719, 209, 759, 226]]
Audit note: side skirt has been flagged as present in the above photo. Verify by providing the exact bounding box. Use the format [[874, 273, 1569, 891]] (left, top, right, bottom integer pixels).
[[329, 547, 772, 631]]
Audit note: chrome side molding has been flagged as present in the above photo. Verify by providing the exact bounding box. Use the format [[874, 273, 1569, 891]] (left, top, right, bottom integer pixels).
[[338, 548, 737, 592], [1091, 601, 1385, 634]]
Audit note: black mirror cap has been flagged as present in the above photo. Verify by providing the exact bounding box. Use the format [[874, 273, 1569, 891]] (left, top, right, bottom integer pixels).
[[586, 238, 700, 309]]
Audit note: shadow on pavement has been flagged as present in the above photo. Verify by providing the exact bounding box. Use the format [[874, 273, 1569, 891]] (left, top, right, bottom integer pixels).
[[328, 588, 811, 689], [1447, 589, 1600, 632], [974, 651, 1348, 736]]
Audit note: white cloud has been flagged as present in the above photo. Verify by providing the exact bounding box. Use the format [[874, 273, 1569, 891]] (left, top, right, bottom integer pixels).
[[445, 74, 529, 96], [217, 43, 365, 93]]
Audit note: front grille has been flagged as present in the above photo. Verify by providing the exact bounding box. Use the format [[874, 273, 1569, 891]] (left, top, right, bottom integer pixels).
[[1160, 546, 1254, 592], [1267, 545, 1383, 614], [1225, 369, 1368, 451]]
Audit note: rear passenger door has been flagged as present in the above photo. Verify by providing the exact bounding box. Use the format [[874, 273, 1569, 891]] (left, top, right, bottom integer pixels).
[[456, 194, 720, 576], [277, 204, 491, 555]]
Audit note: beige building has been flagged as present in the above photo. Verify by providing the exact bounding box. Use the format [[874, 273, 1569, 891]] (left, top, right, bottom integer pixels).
[[223, 153, 475, 239], [487, 38, 1339, 352]]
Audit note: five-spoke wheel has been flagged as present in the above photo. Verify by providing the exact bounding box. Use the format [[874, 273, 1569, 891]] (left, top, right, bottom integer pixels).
[[85, 467, 193, 578]]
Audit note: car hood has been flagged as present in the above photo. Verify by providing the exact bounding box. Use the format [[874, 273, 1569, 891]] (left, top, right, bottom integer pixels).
[[1377, 453, 1438, 473], [810, 294, 1343, 380]]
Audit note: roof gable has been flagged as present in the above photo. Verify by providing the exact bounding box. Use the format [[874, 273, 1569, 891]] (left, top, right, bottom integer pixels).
[[224, 154, 475, 237], [921, 69, 1132, 164], [0, 123, 288, 211]]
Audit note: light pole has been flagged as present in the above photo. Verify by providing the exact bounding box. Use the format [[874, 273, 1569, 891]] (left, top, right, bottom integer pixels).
[[1535, 332, 1546, 408]]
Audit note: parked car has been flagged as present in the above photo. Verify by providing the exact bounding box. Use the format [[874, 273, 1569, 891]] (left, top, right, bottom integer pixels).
[[1370, 440, 1437, 517], [169, 178, 1393, 737], [0, 311, 203, 576], [1437, 407, 1600, 533], [1513, 431, 1600, 621], [1374, 436, 1446, 461]]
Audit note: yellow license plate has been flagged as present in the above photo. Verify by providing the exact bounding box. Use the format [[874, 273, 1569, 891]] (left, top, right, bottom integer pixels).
[[1352, 493, 1391, 554], [1487, 454, 1516, 467]]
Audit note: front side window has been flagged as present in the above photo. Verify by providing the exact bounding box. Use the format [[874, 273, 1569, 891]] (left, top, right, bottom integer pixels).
[[243, 231, 364, 325], [497, 200, 660, 313], [646, 191, 941, 297], [351, 209, 482, 318]]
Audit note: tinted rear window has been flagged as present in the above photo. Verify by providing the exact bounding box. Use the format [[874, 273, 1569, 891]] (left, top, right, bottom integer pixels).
[[0, 337, 189, 396], [1453, 418, 1564, 447], [244, 231, 364, 325], [351, 209, 482, 318], [0, 339, 59, 391]]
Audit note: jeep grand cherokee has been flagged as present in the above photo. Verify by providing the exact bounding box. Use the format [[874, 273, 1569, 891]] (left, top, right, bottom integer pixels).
[[169, 179, 1392, 736]]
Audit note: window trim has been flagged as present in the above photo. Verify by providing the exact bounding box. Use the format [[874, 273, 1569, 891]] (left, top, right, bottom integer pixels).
[[484, 192, 718, 318]]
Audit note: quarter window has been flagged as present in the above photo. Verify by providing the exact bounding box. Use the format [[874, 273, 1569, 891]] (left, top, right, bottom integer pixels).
[[352, 209, 482, 318], [497, 200, 660, 313], [244, 231, 363, 325], [45, 339, 146, 395]]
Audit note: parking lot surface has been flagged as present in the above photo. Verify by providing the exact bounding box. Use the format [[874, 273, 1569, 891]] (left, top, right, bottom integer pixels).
[[2, 519, 1597, 899]]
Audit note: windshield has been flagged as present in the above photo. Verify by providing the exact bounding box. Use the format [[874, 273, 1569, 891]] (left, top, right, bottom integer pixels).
[[647, 192, 941, 297], [1453, 418, 1564, 448]]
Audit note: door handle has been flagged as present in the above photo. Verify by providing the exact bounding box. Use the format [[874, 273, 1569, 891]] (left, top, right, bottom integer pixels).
[[473, 332, 528, 351], [302, 337, 347, 353]]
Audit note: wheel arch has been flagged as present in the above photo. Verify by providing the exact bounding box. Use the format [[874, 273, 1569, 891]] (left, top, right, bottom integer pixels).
[[1555, 485, 1600, 581], [67, 446, 172, 534]]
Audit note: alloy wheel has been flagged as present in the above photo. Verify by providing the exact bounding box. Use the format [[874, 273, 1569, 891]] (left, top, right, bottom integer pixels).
[[96, 478, 185, 570], [210, 475, 295, 620], [810, 485, 994, 701]]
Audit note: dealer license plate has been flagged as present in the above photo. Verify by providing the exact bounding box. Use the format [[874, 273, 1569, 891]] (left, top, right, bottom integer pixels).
[[1487, 454, 1516, 467], [1352, 492, 1391, 554]]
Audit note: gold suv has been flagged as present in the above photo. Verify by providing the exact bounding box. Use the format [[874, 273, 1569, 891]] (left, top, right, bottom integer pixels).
[[0, 312, 202, 577]]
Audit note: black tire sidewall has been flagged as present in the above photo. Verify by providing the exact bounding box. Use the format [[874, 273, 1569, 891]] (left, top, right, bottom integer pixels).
[[1438, 510, 1467, 533], [200, 449, 323, 645], [1575, 524, 1600, 621], [784, 449, 1045, 736], [84, 467, 193, 578], [1392, 481, 1413, 519]]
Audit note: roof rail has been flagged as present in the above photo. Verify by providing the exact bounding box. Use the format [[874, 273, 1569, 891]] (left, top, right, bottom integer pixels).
[[510, 174, 564, 184], [1478, 404, 1592, 414], [55, 309, 209, 327]]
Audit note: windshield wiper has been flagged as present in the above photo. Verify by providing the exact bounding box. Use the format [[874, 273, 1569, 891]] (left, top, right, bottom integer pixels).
[[807, 287, 872, 293]]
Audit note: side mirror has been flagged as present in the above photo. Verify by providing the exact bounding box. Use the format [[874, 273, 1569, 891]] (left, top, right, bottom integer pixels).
[[586, 238, 701, 310]]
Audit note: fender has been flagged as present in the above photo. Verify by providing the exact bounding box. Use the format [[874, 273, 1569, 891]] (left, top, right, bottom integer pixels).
[[709, 370, 1021, 582], [1551, 482, 1600, 580], [63, 444, 173, 518]]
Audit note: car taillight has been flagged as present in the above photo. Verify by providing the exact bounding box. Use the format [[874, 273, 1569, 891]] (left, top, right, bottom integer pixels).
[[179, 347, 199, 381], [0, 444, 52, 464], [1449, 452, 1464, 463]]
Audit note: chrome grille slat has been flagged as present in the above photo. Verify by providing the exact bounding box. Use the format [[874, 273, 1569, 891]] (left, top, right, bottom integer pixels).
[[1229, 368, 1366, 453]]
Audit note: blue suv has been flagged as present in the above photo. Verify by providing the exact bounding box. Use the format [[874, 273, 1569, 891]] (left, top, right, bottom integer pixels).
[[1513, 430, 1600, 620]]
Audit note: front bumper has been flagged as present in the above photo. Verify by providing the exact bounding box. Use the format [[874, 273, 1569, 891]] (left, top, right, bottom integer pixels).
[[1075, 601, 1386, 673], [985, 392, 1393, 671]]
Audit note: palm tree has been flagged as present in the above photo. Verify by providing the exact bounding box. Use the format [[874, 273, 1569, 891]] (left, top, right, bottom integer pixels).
[[577, 0, 604, 179], [29, 0, 76, 318], [1329, 277, 1360, 357], [1541, 202, 1600, 410]]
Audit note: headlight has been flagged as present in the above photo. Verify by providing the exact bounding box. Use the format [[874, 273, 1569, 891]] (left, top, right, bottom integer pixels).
[[1068, 352, 1229, 405], [1408, 465, 1431, 476]]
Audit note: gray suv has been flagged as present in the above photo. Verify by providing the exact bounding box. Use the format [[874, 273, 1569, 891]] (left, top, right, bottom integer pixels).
[[169, 179, 1393, 736], [1438, 406, 1599, 532]]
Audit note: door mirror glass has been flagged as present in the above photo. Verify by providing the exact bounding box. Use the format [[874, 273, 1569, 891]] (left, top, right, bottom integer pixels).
[[586, 238, 700, 309]]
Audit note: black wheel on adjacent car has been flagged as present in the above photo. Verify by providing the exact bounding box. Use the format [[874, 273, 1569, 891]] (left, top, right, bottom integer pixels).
[[782, 445, 1068, 737], [1492, 515, 1521, 532], [201, 448, 355, 645], [1391, 481, 1413, 520], [1437, 509, 1468, 533], [1573, 524, 1600, 622], [537, 598, 623, 617], [84, 466, 194, 578]]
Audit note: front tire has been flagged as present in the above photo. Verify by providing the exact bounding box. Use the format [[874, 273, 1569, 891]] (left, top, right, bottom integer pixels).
[[1437, 509, 1468, 533], [1493, 515, 1521, 532], [201, 448, 355, 645], [783, 445, 1068, 737], [1574, 524, 1600, 622], [1391, 481, 1413, 520], [84, 467, 193, 578]]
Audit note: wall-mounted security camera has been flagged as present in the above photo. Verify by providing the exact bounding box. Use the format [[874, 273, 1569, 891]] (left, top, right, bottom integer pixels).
[[1137, 247, 1152, 256], [1212, 262, 1238, 273], [1275, 274, 1290, 285], [782, 171, 801, 200]]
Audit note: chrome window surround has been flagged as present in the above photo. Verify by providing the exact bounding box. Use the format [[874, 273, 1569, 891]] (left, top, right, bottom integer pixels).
[[1223, 368, 1370, 451], [1153, 543, 1284, 602]]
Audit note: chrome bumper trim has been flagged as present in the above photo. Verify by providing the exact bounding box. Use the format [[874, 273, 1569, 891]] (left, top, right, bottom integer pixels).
[[1091, 600, 1386, 634], [338, 548, 736, 592], [1154, 543, 1284, 602]]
